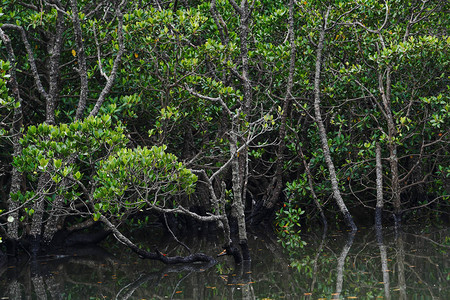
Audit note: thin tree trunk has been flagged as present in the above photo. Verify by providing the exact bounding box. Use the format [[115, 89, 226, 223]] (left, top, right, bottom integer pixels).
[[375, 142, 383, 228], [378, 66, 401, 225], [313, 8, 356, 231], [230, 127, 248, 245], [42, 178, 68, 244], [7, 280, 21, 300], [32, 280, 48, 300], [219, 181, 232, 247], [230, 0, 252, 261], [389, 143, 401, 222], [30, 173, 51, 254]]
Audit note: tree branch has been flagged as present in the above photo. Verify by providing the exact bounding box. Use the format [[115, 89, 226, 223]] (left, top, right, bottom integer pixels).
[[89, 1, 126, 117], [1, 24, 49, 101], [70, 0, 89, 120], [100, 215, 216, 264]]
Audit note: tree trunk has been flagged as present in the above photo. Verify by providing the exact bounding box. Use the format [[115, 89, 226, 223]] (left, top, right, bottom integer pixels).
[[0, 28, 23, 257], [375, 142, 383, 228], [44, 1, 125, 244], [378, 66, 401, 225], [30, 173, 52, 255], [43, 179, 68, 244], [313, 8, 356, 231], [28, 9, 64, 254], [230, 127, 248, 247], [396, 231, 407, 299], [229, 0, 252, 261]]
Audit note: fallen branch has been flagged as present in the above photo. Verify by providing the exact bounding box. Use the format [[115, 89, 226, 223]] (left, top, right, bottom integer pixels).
[[99, 215, 216, 264]]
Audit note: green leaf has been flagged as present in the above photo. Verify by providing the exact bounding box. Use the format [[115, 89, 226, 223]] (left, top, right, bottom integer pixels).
[[39, 158, 49, 169], [93, 212, 101, 221], [54, 159, 62, 169]]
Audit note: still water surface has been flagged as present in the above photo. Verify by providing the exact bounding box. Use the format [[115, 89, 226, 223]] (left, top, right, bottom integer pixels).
[[1, 225, 448, 299]]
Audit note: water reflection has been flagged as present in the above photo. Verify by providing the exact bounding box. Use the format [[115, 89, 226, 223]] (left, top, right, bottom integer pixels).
[[307, 226, 327, 296], [396, 230, 407, 300], [333, 231, 355, 299], [0, 226, 448, 299], [376, 226, 391, 300]]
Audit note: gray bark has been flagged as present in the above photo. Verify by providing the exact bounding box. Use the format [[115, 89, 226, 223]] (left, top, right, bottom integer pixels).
[[355, 3, 405, 224], [46, 9, 65, 125], [0, 28, 23, 247], [30, 173, 52, 245], [7, 280, 21, 300], [4, 8, 65, 247], [230, 126, 248, 244], [377, 65, 401, 221], [32, 275, 48, 300], [89, 1, 126, 117], [45, 1, 125, 243], [313, 7, 356, 231], [42, 178, 68, 243], [228, 0, 253, 251], [1, 9, 62, 121], [375, 142, 383, 227]]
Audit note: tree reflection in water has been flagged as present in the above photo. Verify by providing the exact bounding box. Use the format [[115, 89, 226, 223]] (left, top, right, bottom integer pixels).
[[376, 226, 391, 300], [0, 226, 448, 299], [396, 229, 407, 300], [333, 231, 356, 299]]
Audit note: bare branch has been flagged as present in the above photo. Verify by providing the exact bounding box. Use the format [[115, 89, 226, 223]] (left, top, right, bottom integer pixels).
[[93, 25, 109, 80], [1, 24, 49, 101], [354, 0, 389, 34], [228, 0, 242, 15], [89, 1, 126, 117], [185, 85, 233, 116]]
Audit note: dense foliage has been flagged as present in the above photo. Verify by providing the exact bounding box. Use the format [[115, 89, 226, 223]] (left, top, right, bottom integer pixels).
[[0, 0, 448, 260]]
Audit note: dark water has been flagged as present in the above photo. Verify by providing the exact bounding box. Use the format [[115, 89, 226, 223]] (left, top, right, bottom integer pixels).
[[1, 225, 448, 299]]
